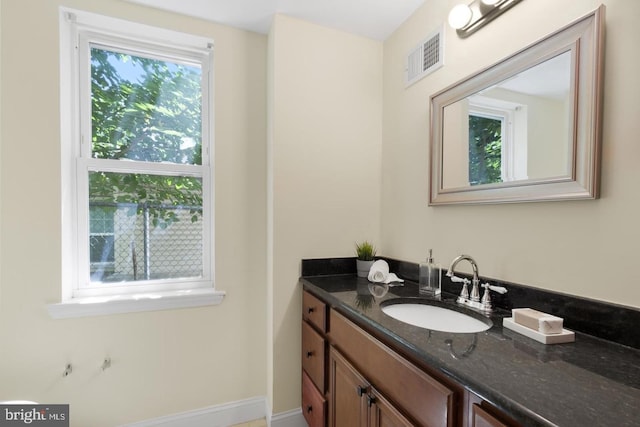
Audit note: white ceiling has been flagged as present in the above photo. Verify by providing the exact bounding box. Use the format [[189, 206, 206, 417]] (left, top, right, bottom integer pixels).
[[125, 0, 426, 41], [499, 51, 571, 100]]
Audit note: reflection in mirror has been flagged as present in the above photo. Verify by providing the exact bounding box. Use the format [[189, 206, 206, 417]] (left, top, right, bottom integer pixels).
[[430, 6, 604, 205], [442, 51, 572, 190]]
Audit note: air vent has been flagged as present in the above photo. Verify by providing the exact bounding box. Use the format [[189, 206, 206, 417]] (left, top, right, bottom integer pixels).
[[405, 27, 444, 87]]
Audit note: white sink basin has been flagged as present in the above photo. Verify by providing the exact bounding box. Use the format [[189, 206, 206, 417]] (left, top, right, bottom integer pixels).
[[381, 302, 492, 333]]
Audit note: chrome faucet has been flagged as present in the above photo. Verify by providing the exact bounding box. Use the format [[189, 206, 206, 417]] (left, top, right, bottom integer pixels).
[[446, 254, 481, 306], [446, 254, 507, 312]]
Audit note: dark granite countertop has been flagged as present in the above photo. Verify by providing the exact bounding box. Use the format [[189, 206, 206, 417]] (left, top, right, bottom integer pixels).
[[301, 274, 640, 427]]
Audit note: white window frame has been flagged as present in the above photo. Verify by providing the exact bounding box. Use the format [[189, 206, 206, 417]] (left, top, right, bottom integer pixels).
[[50, 8, 224, 319], [469, 95, 529, 183]]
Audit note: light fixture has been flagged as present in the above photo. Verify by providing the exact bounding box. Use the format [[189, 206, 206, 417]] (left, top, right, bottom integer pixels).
[[448, 4, 473, 30], [448, 0, 523, 38]]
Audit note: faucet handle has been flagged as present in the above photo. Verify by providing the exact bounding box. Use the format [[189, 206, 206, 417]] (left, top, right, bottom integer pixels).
[[450, 275, 470, 285], [484, 284, 507, 294], [480, 283, 508, 312]]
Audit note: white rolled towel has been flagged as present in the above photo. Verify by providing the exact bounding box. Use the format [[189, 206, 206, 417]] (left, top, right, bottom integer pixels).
[[368, 260, 389, 282], [368, 260, 404, 284]]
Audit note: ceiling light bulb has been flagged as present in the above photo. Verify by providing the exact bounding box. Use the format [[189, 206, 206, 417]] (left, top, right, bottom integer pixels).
[[448, 4, 473, 30], [482, 0, 502, 5]]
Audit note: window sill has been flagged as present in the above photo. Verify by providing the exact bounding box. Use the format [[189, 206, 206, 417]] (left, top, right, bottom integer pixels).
[[47, 288, 225, 319]]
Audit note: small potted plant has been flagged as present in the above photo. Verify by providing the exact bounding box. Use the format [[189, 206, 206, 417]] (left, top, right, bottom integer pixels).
[[355, 241, 377, 278]]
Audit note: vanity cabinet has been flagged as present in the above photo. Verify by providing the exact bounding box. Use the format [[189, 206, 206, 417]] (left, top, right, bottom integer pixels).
[[302, 289, 524, 427]]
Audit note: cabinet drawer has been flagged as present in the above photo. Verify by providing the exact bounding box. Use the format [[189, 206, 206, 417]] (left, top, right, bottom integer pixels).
[[471, 404, 510, 427], [330, 309, 456, 427], [466, 392, 521, 427], [303, 291, 327, 332], [302, 370, 326, 427], [302, 320, 326, 392]]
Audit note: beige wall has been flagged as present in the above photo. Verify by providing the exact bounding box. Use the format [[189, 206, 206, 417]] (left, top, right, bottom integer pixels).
[[0, 0, 267, 425], [382, 0, 640, 308], [267, 14, 383, 412]]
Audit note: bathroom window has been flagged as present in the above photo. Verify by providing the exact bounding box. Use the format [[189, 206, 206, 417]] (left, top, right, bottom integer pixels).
[[54, 8, 223, 317], [468, 112, 504, 186], [468, 97, 528, 185]]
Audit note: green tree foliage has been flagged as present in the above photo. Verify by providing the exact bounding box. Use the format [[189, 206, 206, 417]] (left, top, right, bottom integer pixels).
[[90, 48, 203, 227], [468, 115, 502, 186]]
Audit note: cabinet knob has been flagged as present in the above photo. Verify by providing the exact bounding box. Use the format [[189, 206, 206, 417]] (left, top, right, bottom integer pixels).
[[366, 395, 377, 407], [306, 350, 314, 358], [306, 405, 313, 413], [357, 385, 367, 396], [307, 306, 315, 314]]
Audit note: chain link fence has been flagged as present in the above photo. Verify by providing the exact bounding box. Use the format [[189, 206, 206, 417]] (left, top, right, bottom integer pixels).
[[90, 202, 203, 283]]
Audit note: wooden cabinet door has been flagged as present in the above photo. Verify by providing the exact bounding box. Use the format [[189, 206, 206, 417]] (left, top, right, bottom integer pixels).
[[329, 347, 368, 427], [369, 388, 414, 427]]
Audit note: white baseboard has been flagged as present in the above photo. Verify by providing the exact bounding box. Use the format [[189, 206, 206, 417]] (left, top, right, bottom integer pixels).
[[270, 407, 305, 427], [122, 396, 268, 427]]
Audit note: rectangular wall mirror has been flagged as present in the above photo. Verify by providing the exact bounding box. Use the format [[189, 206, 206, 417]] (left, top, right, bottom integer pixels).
[[429, 6, 604, 205]]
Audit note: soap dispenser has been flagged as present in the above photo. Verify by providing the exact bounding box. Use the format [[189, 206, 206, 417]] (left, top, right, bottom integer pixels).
[[419, 249, 441, 296]]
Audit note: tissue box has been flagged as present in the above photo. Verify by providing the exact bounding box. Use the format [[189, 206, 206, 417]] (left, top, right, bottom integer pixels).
[[512, 308, 563, 334]]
